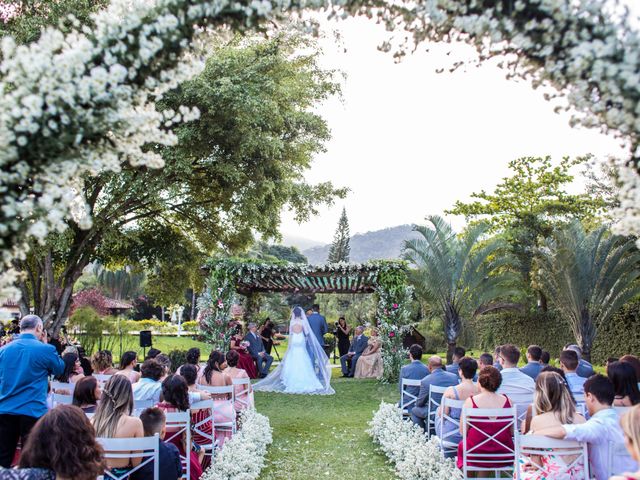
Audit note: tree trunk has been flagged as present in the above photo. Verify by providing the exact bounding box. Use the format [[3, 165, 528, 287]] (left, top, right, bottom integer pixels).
[[443, 304, 462, 364], [190, 289, 196, 320], [537, 291, 548, 312], [446, 341, 457, 365]]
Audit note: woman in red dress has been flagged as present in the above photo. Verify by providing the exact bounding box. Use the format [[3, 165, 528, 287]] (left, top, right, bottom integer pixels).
[[457, 366, 515, 470], [229, 325, 258, 379]]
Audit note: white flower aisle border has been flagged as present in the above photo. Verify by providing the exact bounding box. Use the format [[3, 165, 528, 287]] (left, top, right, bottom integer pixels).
[[201, 409, 273, 480], [368, 402, 462, 480]]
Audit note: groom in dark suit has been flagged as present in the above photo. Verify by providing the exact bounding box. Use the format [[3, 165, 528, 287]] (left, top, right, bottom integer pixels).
[[244, 322, 273, 378], [340, 326, 368, 377], [306, 304, 328, 346]]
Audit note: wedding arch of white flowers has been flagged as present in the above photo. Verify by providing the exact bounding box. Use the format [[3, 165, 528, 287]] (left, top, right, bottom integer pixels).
[[2, 0, 640, 300]]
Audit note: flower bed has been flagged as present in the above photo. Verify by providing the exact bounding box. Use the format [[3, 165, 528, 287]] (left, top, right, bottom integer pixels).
[[368, 402, 462, 480], [201, 409, 273, 480]]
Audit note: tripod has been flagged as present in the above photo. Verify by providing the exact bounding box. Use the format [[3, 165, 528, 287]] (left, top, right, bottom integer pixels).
[[271, 343, 281, 362]]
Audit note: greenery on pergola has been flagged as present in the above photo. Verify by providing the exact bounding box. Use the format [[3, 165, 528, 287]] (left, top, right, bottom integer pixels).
[[197, 259, 413, 382]]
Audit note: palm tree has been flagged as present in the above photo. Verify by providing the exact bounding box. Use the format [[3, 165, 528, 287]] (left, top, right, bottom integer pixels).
[[403, 216, 516, 363], [536, 221, 640, 361], [93, 264, 145, 300]]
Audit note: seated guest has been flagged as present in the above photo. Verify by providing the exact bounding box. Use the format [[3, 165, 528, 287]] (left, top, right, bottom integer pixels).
[[399, 344, 429, 412], [563, 344, 595, 378], [145, 348, 161, 360], [457, 366, 514, 470], [535, 374, 637, 480], [179, 364, 211, 405], [446, 346, 466, 377], [354, 328, 383, 379], [478, 352, 494, 370], [155, 376, 202, 480], [610, 405, 640, 480], [607, 357, 621, 374], [608, 361, 640, 406], [497, 344, 535, 395], [410, 355, 458, 432], [77, 347, 93, 376], [493, 346, 503, 371], [223, 350, 254, 411], [560, 349, 587, 395], [199, 351, 236, 447], [540, 350, 550, 369], [521, 366, 572, 434], [339, 326, 368, 378], [244, 323, 273, 378], [620, 354, 640, 383], [435, 357, 479, 454], [54, 352, 85, 386], [516, 371, 586, 479], [132, 359, 164, 403], [132, 408, 182, 480], [520, 345, 543, 380], [9, 405, 105, 480], [155, 354, 172, 380], [72, 376, 101, 413], [229, 325, 258, 379], [176, 348, 201, 377], [92, 375, 145, 475], [91, 350, 118, 375], [114, 351, 141, 383]]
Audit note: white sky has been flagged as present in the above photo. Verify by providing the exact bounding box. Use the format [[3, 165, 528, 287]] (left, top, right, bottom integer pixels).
[[279, 9, 637, 245]]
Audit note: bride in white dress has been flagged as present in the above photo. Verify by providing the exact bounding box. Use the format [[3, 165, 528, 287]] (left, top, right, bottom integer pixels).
[[253, 306, 334, 395]]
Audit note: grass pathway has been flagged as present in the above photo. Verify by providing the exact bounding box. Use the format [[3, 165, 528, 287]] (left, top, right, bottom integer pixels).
[[255, 376, 398, 480]]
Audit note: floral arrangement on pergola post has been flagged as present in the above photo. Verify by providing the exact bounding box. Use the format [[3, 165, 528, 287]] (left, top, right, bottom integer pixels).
[[197, 258, 412, 382]]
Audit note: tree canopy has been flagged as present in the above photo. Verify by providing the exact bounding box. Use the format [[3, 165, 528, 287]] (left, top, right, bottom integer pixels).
[[14, 32, 345, 334]]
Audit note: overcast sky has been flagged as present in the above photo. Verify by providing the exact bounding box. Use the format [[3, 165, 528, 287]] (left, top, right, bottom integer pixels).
[[278, 9, 637, 246]]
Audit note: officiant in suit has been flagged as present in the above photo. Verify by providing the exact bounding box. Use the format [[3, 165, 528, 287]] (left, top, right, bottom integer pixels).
[[245, 322, 273, 378], [340, 326, 368, 377]]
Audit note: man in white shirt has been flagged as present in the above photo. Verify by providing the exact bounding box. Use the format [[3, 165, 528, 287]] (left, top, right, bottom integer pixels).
[[536, 375, 637, 480], [560, 349, 587, 394], [132, 359, 163, 403], [497, 344, 535, 396]]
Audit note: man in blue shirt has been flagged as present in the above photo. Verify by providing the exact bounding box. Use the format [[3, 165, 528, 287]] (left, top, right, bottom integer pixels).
[[0, 315, 64, 467], [411, 355, 459, 433], [399, 344, 429, 412], [520, 344, 543, 380]]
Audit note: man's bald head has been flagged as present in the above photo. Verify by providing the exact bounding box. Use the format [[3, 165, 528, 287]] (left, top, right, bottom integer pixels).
[[428, 356, 443, 371]]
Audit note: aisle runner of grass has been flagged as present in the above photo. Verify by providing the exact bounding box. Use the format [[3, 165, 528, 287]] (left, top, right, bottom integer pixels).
[[256, 376, 398, 480]]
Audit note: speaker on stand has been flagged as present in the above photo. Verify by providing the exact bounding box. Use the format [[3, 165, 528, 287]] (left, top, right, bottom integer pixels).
[[139, 330, 152, 360]]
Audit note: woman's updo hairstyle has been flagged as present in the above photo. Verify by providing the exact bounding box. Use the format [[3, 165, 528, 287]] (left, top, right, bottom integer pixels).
[[478, 365, 502, 392], [226, 350, 239, 368]]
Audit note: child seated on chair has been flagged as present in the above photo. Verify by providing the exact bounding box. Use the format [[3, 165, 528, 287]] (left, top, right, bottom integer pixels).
[[132, 408, 182, 480]]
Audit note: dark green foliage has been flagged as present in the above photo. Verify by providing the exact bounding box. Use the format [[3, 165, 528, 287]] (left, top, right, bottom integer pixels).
[[327, 207, 351, 263]]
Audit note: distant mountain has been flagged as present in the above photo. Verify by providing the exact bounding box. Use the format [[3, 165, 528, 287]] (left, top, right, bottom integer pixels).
[[303, 224, 419, 264], [280, 234, 324, 251]]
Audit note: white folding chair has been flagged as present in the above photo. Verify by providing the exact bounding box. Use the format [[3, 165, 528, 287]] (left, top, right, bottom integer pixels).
[[190, 399, 215, 459], [97, 434, 159, 480], [507, 392, 534, 429], [52, 392, 73, 406], [94, 373, 113, 384], [427, 385, 448, 438], [231, 377, 254, 411], [460, 406, 517, 479], [196, 384, 237, 435], [400, 378, 421, 416], [85, 412, 94, 419], [133, 399, 154, 415], [515, 434, 589, 480], [165, 412, 190, 480], [50, 381, 75, 393], [608, 439, 636, 478], [435, 396, 464, 457]]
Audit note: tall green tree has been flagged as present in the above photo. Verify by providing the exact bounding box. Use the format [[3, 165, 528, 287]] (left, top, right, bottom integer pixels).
[[536, 221, 640, 361], [403, 216, 516, 363], [447, 156, 604, 309], [327, 207, 351, 263], [14, 33, 345, 335], [93, 264, 145, 301]]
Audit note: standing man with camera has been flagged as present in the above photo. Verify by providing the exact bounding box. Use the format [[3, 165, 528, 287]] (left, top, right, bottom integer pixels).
[[0, 315, 65, 467]]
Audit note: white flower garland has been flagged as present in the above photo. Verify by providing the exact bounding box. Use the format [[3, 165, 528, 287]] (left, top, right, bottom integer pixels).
[[201, 409, 273, 480], [368, 402, 462, 480]]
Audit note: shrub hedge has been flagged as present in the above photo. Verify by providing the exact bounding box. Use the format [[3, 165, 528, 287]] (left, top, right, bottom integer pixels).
[[458, 302, 640, 364]]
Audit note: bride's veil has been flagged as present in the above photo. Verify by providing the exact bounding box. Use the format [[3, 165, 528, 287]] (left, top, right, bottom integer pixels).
[[253, 307, 335, 395]]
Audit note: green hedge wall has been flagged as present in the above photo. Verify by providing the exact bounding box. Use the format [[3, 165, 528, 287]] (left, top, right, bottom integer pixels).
[[459, 302, 640, 365]]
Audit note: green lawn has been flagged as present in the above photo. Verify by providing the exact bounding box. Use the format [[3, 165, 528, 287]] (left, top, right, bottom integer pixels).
[[255, 377, 398, 480]]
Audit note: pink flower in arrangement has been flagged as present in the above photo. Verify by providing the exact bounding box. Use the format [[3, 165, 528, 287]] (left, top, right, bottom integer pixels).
[[217, 300, 224, 309], [392, 303, 399, 309], [388, 332, 395, 338], [219, 333, 225, 338]]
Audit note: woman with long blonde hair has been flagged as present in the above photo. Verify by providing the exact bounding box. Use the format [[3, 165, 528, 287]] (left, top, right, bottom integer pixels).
[[92, 375, 144, 473], [517, 371, 586, 479], [611, 404, 640, 480]]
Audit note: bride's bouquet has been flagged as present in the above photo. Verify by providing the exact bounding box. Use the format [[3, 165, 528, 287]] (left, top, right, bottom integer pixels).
[[239, 340, 250, 352]]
